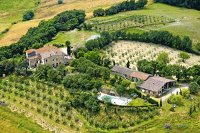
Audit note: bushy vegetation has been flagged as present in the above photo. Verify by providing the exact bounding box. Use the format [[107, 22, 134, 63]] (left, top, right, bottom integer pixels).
[[82, 105, 159, 130], [189, 82, 200, 95], [70, 57, 110, 79], [93, 0, 147, 17], [34, 64, 66, 83], [168, 94, 184, 106], [137, 59, 200, 82], [179, 52, 190, 62], [23, 10, 34, 21], [155, 0, 200, 10], [63, 74, 102, 92], [57, 0, 63, 4]]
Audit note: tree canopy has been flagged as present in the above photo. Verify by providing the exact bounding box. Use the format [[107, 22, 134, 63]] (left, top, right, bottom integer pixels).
[[23, 10, 34, 21], [93, 0, 147, 17], [155, 0, 200, 10]]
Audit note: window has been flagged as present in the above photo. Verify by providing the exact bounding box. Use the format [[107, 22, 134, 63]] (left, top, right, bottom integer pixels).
[[45, 59, 48, 62]]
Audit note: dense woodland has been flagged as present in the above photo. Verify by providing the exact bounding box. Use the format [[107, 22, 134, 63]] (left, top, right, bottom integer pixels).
[[93, 0, 147, 17], [155, 0, 200, 10]]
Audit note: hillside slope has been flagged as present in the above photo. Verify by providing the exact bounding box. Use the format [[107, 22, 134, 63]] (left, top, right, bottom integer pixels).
[[0, 0, 125, 46]]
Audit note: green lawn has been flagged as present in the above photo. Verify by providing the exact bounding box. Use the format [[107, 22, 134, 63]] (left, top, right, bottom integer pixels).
[[48, 30, 98, 46], [88, 3, 200, 43], [0, 106, 49, 133], [128, 98, 151, 106], [0, 0, 38, 33]]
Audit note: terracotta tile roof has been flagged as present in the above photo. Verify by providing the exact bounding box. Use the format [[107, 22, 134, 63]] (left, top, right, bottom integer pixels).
[[111, 66, 134, 76], [139, 76, 175, 92], [130, 71, 152, 81], [26, 45, 65, 60]]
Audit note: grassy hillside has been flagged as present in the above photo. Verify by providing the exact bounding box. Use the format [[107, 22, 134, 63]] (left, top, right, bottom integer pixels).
[[0, 0, 38, 32], [132, 97, 200, 133], [88, 3, 200, 43], [0, 106, 49, 133], [0, 0, 125, 46]]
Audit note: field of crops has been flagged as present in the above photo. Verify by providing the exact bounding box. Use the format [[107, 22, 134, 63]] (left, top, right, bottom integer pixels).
[[104, 41, 200, 69], [0, 76, 84, 133], [88, 15, 175, 32]]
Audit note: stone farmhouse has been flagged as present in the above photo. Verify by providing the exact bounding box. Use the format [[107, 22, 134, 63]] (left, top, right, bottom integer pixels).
[[26, 45, 72, 68], [111, 66, 176, 96], [139, 76, 175, 96]]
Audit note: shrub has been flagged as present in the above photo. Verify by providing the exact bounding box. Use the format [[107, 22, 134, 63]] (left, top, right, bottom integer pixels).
[[23, 10, 34, 21], [164, 123, 171, 130], [57, 0, 63, 4], [1, 28, 9, 34], [181, 89, 190, 99], [179, 52, 190, 62], [168, 94, 184, 106], [196, 76, 200, 85], [93, 8, 105, 17], [189, 82, 199, 94]]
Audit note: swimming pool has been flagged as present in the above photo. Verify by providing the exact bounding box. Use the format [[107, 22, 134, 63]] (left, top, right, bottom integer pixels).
[[98, 92, 132, 106]]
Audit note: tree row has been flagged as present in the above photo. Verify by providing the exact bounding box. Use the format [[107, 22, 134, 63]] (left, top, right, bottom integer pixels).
[[93, 0, 147, 17]]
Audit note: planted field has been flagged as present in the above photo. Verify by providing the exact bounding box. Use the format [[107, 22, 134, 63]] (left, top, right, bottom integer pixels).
[[89, 3, 200, 42], [0, 76, 85, 132], [48, 30, 98, 46], [104, 41, 200, 69], [88, 15, 174, 32]]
